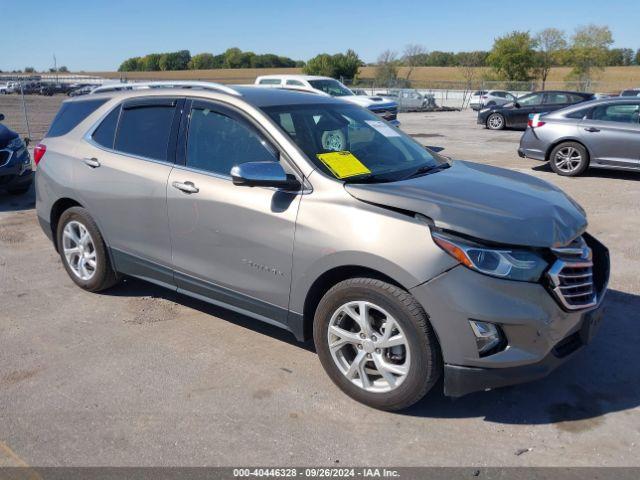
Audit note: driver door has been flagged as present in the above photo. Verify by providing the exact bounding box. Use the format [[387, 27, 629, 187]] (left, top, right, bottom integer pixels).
[[166, 100, 302, 323]]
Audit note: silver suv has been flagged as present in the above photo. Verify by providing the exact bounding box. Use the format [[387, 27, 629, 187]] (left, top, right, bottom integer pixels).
[[36, 82, 609, 410]]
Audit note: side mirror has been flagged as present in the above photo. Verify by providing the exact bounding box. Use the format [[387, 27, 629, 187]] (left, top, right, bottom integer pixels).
[[24, 137, 31, 147], [514, 102, 521, 108], [231, 162, 300, 190], [0, 113, 4, 121]]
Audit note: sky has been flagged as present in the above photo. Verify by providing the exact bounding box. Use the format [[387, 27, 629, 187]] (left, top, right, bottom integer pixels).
[[3, 0, 640, 72]]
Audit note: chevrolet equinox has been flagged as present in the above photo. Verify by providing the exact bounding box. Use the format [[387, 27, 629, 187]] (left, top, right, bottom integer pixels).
[[35, 82, 609, 410]]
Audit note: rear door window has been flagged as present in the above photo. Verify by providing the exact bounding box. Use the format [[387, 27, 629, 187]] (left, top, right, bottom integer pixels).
[[47, 99, 108, 137], [114, 99, 177, 161], [91, 106, 121, 149], [591, 103, 640, 124]]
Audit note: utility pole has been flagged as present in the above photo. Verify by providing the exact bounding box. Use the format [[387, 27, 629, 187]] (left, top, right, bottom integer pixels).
[[53, 53, 58, 83]]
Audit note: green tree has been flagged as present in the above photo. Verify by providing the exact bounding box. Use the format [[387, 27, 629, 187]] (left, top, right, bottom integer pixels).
[[140, 54, 162, 71], [188, 53, 218, 70], [534, 28, 566, 88], [58, 66, 69, 73], [487, 31, 537, 81], [158, 50, 191, 71], [635, 49, 640, 65], [24, 67, 35, 73], [119, 57, 142, 71], [567, 24, 613, 89], [303, 50, 361, 79]]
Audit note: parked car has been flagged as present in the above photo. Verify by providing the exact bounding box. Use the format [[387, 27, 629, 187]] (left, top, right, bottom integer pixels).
[[68, 85, 95, 97], [478, 91, 595, 130], [36, 82, 609, 411], [0, 83, 7, 94], [0, 113, 33, 195], [382, 89, 436, 111], [519, 97, 640, 176], [255, 75, 400, 126], [40, 83, 72, 96], [619, 88, 640, 97], [469, 90, 517, 111]]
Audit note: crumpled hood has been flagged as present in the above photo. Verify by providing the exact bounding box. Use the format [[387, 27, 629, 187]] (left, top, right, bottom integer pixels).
[[342, 95, 395, 109], [0, 123, 18, 148], [344, 161, 587, 248]]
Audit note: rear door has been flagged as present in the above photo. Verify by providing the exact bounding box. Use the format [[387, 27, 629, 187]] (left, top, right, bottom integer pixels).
[[579, 101, 640, 169], [166, 99, 301, 320], [77, 97, 183, 284]]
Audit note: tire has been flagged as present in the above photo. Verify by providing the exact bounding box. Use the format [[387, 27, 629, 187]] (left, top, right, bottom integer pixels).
[[56, 207, 118, 292], [313, 278, 441, 411], [486, 112, 505, 130], [549, 142, 589, 177]]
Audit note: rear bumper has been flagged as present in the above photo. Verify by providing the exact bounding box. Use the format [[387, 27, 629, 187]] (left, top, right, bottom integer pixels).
[[443, 305, 604, 397], [519, 128, 547, 161]]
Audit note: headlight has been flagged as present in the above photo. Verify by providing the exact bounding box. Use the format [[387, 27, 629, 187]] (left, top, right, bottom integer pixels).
[[432, 231, 548, 282], [7, 137, 24, 150]]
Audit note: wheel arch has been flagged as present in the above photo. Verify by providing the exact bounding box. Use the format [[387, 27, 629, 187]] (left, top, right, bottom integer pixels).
[[545, 138, 591, 163], [299, 265, 406, 342], [50, 198, 85, 252]]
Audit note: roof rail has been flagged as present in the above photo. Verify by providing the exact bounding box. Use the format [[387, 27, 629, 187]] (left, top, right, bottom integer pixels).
[[90, 81, 241, 96]]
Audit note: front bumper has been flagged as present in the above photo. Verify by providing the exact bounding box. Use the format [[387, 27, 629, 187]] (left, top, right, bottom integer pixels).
[[410, 235, 609, 397], [476, 110, 490, 125], [0, 147, 33, 189], [444, 305, 603, 397]]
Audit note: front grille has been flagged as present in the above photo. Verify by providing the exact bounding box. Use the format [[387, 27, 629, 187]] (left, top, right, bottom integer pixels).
[[0, 149, 12, 168], [547, 236, 597, 310], [553, 331, 583, 358]]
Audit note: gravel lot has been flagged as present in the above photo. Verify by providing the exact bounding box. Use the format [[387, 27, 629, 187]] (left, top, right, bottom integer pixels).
[[1, 97, 639, 467]]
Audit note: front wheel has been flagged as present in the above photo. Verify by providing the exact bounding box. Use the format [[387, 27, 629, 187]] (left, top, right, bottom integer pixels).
[[549, 142, 589, 176], [313, 278, 441, 411], [486, 113, 505, 130]]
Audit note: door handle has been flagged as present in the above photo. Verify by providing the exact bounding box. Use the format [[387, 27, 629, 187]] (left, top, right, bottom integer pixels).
[[172, 181, 199, 194], [584, 127, 600, 133], [82, 157, 101, 168]]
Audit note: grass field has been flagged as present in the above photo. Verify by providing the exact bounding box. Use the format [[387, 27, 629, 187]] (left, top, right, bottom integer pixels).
[[86, 66, 640, 91]]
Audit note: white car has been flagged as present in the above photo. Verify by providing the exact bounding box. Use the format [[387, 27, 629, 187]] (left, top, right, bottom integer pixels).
[[255, 75, 400, 126], [469, 90, 517, 111]]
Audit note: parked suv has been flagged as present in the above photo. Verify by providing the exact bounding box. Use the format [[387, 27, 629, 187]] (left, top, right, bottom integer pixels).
[[255, 75, 400, 126], [469, 90, 516, 111], [36, 82, 609, 410]]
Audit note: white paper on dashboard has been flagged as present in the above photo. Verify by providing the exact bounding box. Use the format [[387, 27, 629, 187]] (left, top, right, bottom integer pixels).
[[364, 120, 401, 137]]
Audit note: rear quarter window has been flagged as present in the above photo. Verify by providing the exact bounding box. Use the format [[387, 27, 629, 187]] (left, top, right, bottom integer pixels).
[[91, 105, 121, 149], [46, 99, 108, 137]]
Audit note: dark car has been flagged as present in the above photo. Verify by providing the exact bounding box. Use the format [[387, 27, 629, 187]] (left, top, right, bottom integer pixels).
[[40, 83, 72, 96], [478, 91, 595, 130], [0, 114, 33, 195], [68, 85, 94, 97]]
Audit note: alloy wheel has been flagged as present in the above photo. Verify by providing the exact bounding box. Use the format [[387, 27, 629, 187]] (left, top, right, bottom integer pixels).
[[62, 220, 97, 281], [487, 114, 504, 129], [327, 301, 410, 393], [554, 146, 583, 173]]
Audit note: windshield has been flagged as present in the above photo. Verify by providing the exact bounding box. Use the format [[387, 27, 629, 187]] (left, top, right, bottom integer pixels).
[[308, 79, 354, 97], [262, 103, 443, 183]]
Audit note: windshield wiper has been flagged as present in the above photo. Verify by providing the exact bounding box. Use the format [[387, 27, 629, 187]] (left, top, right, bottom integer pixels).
[[400, 163, 450, 181]]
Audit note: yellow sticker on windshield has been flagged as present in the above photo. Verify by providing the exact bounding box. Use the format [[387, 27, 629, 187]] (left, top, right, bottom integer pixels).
[[316, 151, 371, 179]]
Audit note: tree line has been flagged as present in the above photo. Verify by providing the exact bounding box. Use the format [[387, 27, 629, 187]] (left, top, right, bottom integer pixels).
[[117, 48, 304, 72]]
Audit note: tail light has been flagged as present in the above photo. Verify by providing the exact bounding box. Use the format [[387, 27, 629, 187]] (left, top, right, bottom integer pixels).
[[528, 114, 546, 128], [33, 143, 47, 165]]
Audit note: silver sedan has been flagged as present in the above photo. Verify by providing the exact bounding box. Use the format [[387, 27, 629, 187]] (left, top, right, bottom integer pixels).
[[518, 97, 640, 176]]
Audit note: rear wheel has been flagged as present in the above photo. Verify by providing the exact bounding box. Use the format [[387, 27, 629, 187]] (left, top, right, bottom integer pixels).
[[313, 278, 441, 411], [486, 113, 505, 130], [549, 142, 589, 177], [56, 207, 118, 292]]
